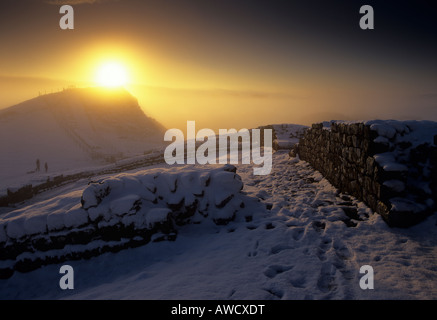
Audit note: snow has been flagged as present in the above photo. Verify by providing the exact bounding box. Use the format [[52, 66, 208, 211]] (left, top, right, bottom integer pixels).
[[383, 180, 405, 193], [1, 118, 437, 300], [15, 239, 131, 265], [63, 204, 89, 229], [23, 214, 47, 236], [76, 164, 253, 230], [366, 120, 437, 147], [373, 136, 390, 145], [47, 211, 68, 232], [321, 120, 436, 149], [389, 198, 425, 214], [109, 195, 141, 216], [81, 186, 104, 209], [5, 217, 26, 239], [374, 155, 409, 172], [366, 120, 437, 215], [210, 171, 242, 207], [146, 208, 172, 228], [369, 123, 397, 139], [1, 189, 84, 238], [272, 124, 308, 149], [1, 151, 437, 300]]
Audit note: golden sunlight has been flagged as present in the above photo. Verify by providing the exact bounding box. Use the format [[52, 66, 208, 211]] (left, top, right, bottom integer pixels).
[[95, 61, 129, 88]]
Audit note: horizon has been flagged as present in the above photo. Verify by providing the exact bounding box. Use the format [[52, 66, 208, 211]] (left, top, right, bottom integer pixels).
[[4, 85, 436, 128]]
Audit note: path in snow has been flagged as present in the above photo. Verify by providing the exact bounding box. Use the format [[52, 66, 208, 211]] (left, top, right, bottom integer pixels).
[[236, 152, 437, 299], [1, 152, 437, 299]]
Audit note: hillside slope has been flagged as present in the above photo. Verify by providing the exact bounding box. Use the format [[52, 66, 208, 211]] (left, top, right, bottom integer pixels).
[[0, 87, 166, 192]]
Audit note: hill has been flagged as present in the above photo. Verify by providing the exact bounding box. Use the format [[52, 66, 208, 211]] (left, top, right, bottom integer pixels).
[[0, 87, 166, 192]]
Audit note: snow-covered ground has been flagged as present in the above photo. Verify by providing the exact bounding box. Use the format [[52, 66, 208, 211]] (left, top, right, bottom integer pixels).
[[1, 151, 437, 300]]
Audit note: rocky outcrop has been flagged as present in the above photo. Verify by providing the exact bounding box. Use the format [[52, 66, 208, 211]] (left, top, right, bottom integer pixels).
[[292, 120, 437, 227]]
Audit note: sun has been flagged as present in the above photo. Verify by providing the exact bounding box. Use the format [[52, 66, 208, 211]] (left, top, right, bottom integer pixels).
[[95, 61, 129, 88]]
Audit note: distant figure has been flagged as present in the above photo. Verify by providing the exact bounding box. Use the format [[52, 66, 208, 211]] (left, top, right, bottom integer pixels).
[[45, 162, 48, 173], [36, 159, 40, 172]]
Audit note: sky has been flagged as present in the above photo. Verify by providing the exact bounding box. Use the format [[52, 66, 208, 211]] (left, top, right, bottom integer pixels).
[[0, 0, 436, 131]]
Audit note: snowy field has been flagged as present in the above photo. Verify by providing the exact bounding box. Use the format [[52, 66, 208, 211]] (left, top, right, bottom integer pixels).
[[1, 151, 437, 300]]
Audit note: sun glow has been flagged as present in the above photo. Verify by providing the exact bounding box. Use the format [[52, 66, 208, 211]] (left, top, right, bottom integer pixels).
[[95, 61, 129, 88]]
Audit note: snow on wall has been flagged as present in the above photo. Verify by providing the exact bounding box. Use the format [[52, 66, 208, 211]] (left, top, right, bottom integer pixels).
[[293, 120, 437, 227], [0, 164, 261, 279]]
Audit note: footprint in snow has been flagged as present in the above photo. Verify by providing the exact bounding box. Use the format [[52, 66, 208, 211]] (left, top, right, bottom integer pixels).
[[315, 247, 327, 262], [315, 237, 332, 262], [263, 265, 294, 279], [256, 190, 270, 200], [373, 255, 382, 262], [269, 244, 293, 255], [317, 262, 338, 294], [247, 240, 259, 257], [289, 275, 307, 289], [263, 287, 284, 300], [331, 255, 355, 280], [333, 239, 353, 260], [311, 220, 326, 233], [290, 226, 305, 241]]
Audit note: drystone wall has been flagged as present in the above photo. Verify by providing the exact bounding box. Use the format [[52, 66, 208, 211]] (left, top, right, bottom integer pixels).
[[0, 165, 259, 279], [292, 121, 437, 227]]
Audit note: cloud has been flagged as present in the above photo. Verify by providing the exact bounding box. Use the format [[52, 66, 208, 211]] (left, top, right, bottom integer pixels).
[[415, 93, 437, 100], [134, 85, 306, 101]]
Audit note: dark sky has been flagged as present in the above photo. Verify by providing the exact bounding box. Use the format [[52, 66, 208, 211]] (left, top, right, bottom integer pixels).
[[0, 0, 436, 129]]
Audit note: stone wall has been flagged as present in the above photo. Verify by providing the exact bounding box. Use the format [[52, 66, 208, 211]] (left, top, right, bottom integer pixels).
[[292, 121, 437, 227], [0, 165, 261, 279]]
